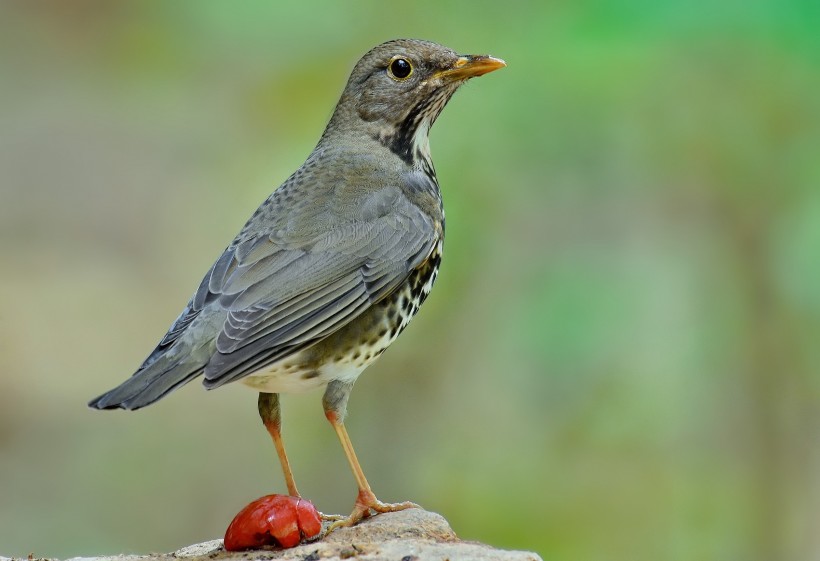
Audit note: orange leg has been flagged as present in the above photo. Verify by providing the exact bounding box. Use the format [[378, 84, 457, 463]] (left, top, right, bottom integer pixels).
[[325, 409, 419, 532], [258, 392, 300, 497]]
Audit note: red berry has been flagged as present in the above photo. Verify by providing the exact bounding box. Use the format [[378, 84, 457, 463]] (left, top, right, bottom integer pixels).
[[224, 494, 321, 551]]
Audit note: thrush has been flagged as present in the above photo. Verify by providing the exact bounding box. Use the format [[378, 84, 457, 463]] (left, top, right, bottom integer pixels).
[[89, 39, 505, 529]]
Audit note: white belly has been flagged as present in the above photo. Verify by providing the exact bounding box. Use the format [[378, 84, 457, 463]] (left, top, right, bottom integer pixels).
[[240, 351, 369, 394]]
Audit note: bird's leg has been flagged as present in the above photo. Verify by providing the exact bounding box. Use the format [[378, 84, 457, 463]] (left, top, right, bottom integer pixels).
[[258, 392, 342, 522], [258, 392, 300, 497], [322, 381, 419, 533]]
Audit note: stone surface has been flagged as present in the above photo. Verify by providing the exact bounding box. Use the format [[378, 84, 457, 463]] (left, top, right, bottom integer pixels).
[[3, 509, 542, 561]]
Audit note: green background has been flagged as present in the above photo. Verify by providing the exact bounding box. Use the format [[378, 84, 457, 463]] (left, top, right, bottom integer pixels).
[[1, 1, 818, 560]]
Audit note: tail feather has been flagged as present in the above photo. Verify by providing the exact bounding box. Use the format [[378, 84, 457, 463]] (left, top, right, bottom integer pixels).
[[88, 353, 207, 411]]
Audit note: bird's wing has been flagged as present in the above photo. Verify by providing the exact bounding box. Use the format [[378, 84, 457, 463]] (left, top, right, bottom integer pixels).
[[193, 189, 438, 388]]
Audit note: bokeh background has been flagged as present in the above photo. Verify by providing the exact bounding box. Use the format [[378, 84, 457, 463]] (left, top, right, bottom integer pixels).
[[1, 1, 818, 560]]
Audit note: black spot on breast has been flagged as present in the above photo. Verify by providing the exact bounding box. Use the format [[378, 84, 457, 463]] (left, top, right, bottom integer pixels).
[[410, 280, 424, 300], [301, 370, 320, 380]]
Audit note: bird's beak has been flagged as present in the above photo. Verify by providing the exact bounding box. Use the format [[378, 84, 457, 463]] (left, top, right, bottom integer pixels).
[[437, 55, 506, 80]]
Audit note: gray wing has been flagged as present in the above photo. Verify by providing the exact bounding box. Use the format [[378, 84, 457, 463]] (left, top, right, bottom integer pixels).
[[194, 189, 438, 388]]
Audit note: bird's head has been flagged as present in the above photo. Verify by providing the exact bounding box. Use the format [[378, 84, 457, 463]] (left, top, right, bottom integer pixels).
[[322, 39, 505, 167]]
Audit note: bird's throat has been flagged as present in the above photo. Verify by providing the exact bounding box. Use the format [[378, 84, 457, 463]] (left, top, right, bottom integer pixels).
[[379, 85, 456, 172], [381, 116, 431, 168]]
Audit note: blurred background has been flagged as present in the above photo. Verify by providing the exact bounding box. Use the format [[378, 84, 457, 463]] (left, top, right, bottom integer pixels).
[[1, 1, 818, 560]]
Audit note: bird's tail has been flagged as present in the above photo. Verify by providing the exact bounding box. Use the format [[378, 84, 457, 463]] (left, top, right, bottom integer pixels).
[[88, 348, 209, 411]]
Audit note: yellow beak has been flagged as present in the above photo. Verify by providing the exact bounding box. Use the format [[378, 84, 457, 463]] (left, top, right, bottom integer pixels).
[[437, 55, 506, 80]]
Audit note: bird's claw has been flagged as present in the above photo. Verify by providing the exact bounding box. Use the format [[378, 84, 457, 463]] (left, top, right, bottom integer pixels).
[[324, 489, 419, 535], [319, 512, 345, 522]]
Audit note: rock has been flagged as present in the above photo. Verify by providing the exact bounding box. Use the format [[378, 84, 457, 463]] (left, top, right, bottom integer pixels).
[[4, 509, 541, 561]]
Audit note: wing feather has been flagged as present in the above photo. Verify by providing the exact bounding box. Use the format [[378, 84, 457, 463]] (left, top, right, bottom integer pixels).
[[196, 190, 438, 387]]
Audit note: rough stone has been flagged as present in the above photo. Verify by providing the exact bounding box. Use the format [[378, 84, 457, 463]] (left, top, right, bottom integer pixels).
[[3, 509, 542, 561]]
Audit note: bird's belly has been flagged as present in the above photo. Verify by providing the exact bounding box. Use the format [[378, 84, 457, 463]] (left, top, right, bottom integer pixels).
[[238, 330, 390, 394], [240, 353, 368, 394]]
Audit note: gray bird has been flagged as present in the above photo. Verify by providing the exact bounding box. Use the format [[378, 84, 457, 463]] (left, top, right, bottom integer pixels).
[[90, 39, 505, 529]]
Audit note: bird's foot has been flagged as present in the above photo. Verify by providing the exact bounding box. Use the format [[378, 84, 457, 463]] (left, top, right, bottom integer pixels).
[[325, 489, 419, 534], [319, 512, 345, 522]]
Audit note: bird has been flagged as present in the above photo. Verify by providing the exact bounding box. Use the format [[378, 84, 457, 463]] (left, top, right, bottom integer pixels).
[[89, 39, 505, 530]]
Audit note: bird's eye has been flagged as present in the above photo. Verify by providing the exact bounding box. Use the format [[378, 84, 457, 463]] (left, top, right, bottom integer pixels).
[[387, 57, 413, 80]]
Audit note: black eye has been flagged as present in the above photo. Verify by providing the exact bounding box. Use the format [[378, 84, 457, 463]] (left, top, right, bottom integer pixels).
[[388, 57, 413, 80]]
